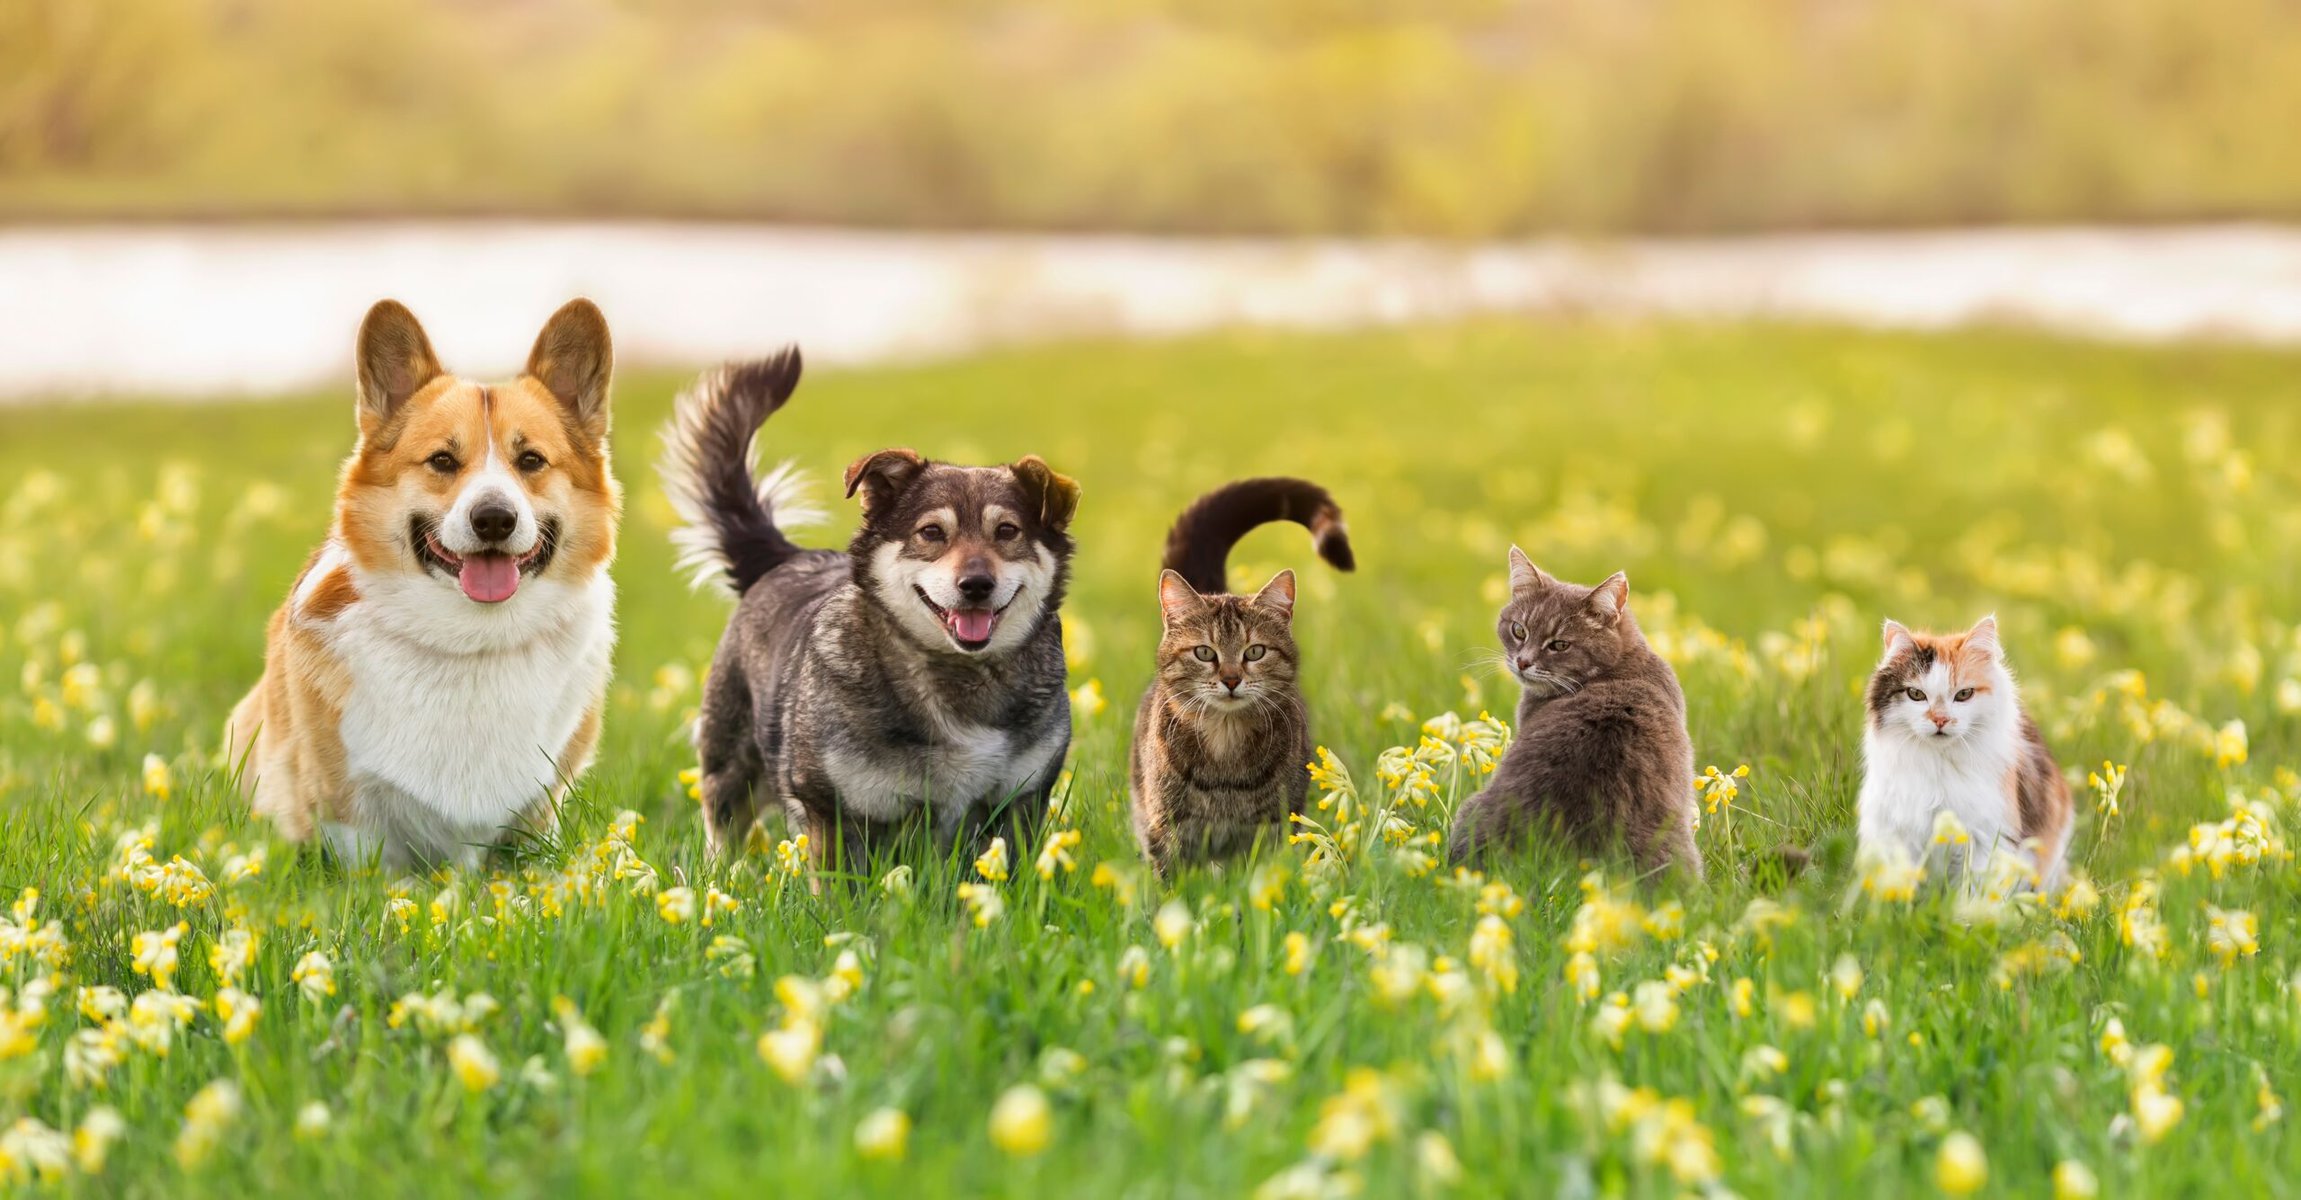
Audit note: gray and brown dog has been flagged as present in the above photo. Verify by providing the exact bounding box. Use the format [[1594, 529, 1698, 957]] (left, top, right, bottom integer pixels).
[[659, 351, 1081, 868]]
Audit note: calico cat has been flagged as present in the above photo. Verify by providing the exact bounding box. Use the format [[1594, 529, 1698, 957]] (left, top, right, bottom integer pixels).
[[1129, 478, 1354, 876], [1856, 616, 2072, 887], [1446, 548, 1701, 880]]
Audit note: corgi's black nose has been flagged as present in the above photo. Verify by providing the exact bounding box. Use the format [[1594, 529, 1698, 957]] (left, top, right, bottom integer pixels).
[[471, 501, 518, 543], [956, 573, 996, 603]]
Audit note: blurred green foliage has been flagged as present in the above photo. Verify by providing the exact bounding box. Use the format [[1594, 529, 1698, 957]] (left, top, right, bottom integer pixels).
[[6, 0, 2300, 233]]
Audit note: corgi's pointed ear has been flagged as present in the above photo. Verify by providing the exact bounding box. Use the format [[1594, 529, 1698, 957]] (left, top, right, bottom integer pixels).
[[1507, 545, 1550, 594], [1009, 455, 1081, 532], [1252, 569, 1297, 620], [1588, 571, 1629, 619], [355, 300, 444, 430], [1881, 619, 1915, 659], [526, 298, 614, 439], [1966, 614, 2001, 658], [1157, 570, 1204, 622], [842, 448, 925, 516]]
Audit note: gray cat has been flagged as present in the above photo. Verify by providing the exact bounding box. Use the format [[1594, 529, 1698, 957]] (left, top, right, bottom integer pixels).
[[1446, 547, 1701, 880], [1129, 478, 1353, 877]]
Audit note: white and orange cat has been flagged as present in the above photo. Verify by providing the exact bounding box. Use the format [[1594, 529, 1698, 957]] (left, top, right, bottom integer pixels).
[[1856, 615, 2072, 888]]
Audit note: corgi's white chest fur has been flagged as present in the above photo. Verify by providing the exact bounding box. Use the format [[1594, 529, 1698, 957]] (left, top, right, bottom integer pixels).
[[305, 544, 615, 867], [1856, 721, 2018, 876]]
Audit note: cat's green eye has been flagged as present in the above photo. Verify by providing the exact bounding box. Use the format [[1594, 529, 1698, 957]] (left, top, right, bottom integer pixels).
[[1243, 644, 1267, 662], [1510, 621, 1527, 641], [1546, 639, 1570, 653], [1193, 646, 1217, 662], [1953, 688, 1975, 702], [1905, 687, 1926, 702]]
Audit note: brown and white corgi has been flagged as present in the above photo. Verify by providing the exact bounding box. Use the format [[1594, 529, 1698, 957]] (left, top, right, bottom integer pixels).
[[225, 299, 622, 870]]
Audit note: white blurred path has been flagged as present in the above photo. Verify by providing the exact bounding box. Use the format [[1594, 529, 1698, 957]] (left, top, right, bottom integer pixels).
[[5, 222, 2301, 400]]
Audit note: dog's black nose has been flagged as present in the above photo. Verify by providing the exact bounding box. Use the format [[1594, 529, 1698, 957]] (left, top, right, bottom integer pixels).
[[471, 501, 519, 543], [956, 573, 996, 603]]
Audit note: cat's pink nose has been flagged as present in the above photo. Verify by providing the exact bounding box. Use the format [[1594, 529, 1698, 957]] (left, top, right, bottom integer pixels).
[[1928, 712, 1950, 729], [1220, 675, 1242, 692]]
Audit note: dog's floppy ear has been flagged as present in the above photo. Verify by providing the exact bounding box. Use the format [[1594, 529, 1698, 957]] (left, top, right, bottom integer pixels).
[[1009, 455, 1081, 532], [355, 300, 444, 431], [525, 298, 614, 440], [843, 448, 925, 516]]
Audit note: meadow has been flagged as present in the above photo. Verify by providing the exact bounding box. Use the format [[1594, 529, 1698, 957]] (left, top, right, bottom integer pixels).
[[0, 319, 2297, 1196]]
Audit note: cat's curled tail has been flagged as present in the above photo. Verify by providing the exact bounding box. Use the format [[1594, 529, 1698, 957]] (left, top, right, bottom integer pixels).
[[1162, 477, 1355, 595], [657, 348, 822, 595]]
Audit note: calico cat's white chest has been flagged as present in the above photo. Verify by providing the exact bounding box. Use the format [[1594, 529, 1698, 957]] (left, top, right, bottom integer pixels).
[[1856, 730, 2017, 870]]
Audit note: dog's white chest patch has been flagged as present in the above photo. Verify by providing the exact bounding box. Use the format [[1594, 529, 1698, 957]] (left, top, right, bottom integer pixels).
[[824, 717, 1063, 824], [326, 572, 614, 857]]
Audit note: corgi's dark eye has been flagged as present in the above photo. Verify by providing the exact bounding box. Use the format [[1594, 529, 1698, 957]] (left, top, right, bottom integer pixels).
[[427, 452, 458, 474], [1546, 639, 1571, 653], [1906, 687, 1927, 702], [516, 450, 547, 472], [1954, 688, 1975, 702], [1509, 621, 1527, 641], [995, 522, 1021, 541], [1244, 644, 1267, 662], [917, 524, 945, 543], [1193, 646, 1217, 662]]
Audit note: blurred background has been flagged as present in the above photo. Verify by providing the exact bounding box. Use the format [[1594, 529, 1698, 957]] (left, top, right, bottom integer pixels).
[[8, 0, 2301, 398]]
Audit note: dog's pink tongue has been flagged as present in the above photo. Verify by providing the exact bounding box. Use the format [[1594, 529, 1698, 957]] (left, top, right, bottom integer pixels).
[[948, 609, 995, 643], [459, 555, 521, 603]]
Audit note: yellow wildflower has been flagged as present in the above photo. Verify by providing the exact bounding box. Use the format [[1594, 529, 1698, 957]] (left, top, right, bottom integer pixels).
[[1935, 1131, 1987, 1195], [988, 1084, 1052, 1157]]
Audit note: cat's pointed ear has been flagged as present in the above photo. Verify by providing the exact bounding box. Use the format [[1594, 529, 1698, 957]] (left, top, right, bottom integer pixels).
[[1157, 570, 1204, 623], [1966, 614, 2001, 658], [1588, 571, 1629, 619], [1507, 545, 1550, 594], [1881, 619, 1916, 659], [1251, 569, 1297, 620]]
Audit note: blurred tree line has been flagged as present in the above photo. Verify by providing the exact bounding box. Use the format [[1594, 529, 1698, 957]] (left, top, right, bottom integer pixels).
[[4, 0, 2298, 234]]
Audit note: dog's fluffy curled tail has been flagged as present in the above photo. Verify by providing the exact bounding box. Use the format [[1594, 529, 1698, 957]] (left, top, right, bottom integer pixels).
[[1162, 477, 1355, 595], [658, 348, 822, 594]]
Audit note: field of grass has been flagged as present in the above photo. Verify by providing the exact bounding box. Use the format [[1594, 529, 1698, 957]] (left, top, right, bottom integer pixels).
[[0, 320, 2298, 1196]]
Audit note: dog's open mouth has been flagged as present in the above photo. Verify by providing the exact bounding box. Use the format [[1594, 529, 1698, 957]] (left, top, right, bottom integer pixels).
[[412, 518, 558, 604], [913, 585, 1022, 652]]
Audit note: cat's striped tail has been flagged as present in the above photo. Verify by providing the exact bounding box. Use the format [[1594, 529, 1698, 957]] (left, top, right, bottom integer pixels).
[[1161, 477, 1355, 595]]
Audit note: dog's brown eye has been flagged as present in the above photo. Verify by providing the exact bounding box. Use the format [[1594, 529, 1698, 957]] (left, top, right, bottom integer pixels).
[[427, 452, 458, 474], [995, 522, 1020, 541], [1193, 646, 1217, 662], [516, 450, 547, 472], [917, 524, 945, 543], [1954, 688, 1975, 702], [1546, 639, 1570, 653], [1243, 644, 1266, 662], [1906, 687, 1927, 702]]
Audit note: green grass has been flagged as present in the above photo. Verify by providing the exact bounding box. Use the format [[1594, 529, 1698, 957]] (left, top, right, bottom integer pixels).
[[1, 320, 2298, 1196]]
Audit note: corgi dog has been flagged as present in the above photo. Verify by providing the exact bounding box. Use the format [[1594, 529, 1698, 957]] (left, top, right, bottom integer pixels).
[[225, 299, 622, 870]]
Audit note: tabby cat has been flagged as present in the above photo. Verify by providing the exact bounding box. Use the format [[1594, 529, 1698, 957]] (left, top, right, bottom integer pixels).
[[1447, 548, 1702, 880], [1129, 478, 1354, 876]]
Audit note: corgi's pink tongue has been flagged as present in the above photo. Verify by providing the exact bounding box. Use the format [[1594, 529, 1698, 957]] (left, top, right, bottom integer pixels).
[[459, 555, 521, 603], [947, 609, 995, 643]]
